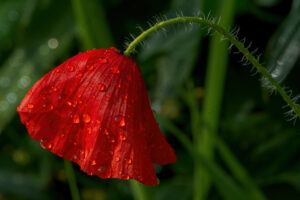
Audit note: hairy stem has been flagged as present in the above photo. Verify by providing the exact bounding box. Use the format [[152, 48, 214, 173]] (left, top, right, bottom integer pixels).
[[124, 16, 300, 119]]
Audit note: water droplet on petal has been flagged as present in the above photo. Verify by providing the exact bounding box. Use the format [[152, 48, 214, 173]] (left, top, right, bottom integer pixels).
[[126, 159, 132, 164], [68, 65, 75, 72], [122, 174, 130, 180], [105, 96, 110, 101], [73, 114, 80, 123], [49, 104, 54, 110], [119, 135, 126, 141], [87, 127, 92, 134], [40, 140, 46, 149], [112, 67, 120, 74], [96, 120, 101, 124], [88, 65, 94, 71], [111, 139, 116, 143], [82, 114, 91, 123], [124, 95, 128, 100], [66, 101, 72, 106], [99, 58, 108, 63], [27, 104, 34, 109], [104, 129, 109, 135], [97, 166, 105, 173], [73, 155, 77, 159], [117, 84, 121, 88], [47, 144, 52, 149], [52, 86, 57, 92], [97, 84, 105, 91], [77, 72, 83, 77], [115, 156, 120, 161], [91, 160, 96, 165], [119, 117, 125, 127], [55, 69, 60, 73], [137, 175, 144, 182]]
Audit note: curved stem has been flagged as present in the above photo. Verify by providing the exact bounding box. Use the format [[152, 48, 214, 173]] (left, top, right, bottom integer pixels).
[[124, 16, 300, 119]]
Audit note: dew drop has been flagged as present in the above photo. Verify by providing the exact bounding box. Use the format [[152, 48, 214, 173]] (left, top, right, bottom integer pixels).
[[96, 120, 101, 124], [115, 156, 120, 161], [99, 58, 108, 63], [68, 65, 75, 72], [137, 175, 144, 182], [117, 84, 121, 88], [122, 174, 130, 180], [126, 159, 132, 164], [66, 101, 72, 106], [55, 69, 60, 73], [97, 84, 105, 91], [73, 155, 77, 159], [97, 166, 105, 173], [49, 104, 54, 110], [27, 104, 34, 109], [47, 144, 52, 149], [111, 139, 116, 143], [40, 140, 46, 149], [124, 95, 128, 100], [77, 72, 83, 77], [88, 65, 94, 71], [91, 160, 96, 165], [104, 129, 109, 135], [105, 96, 110, 101], [119, 117, 125, 127], [87, 127, 92, 134], [112, 67, 120, 74], [82, 114, 91, 123], [73, 114, 80, 123], [52, 86, 57, 92], [119, 135, 126, 141]]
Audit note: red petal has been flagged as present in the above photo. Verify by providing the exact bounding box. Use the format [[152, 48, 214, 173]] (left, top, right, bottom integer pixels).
[[17, 47, 176, 185]]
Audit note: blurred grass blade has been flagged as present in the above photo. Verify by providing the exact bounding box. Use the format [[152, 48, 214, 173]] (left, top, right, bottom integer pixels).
[[0, 0, 26, 52], [195, 0, 236, 199], [265, 2, 300, 83], [216, 138, 267, 200], [130, 180, 152, 200], [0, 170, 50, 200], [71, 0, 114, 50], [157, 115, 250, 200], [0, 7, 75, 133]]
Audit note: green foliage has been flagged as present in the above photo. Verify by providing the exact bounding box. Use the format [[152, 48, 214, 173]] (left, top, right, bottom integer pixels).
[[0, 0, 299, 199]]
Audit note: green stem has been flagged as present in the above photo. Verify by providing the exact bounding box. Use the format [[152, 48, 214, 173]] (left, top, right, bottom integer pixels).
[[130, 180, 151, 200], [64, 160, 80, 200], [196, 1, 235, 199], [124, 16, 300, 119]]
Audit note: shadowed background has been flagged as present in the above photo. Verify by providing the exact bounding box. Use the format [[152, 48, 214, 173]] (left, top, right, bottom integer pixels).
[[0, 0, 299, 199]]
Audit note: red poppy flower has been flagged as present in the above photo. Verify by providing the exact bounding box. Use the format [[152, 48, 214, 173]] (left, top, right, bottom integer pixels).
[[17, 47, 177, 185]]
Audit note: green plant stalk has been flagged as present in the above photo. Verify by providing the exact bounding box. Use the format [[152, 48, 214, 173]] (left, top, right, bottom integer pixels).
[[157, 115, 250, 200], [196, 1, 236, 199], [124, 16, 300, 119], [216, 139, 266, 200], [130, 180, 152, 200], [71, 0, 113, 50], [158, 115, 266, 200], [64, 160, 80, 200]]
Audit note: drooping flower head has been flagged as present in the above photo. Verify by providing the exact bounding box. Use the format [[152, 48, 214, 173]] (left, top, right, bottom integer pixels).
[[17, 47, 177, 185]]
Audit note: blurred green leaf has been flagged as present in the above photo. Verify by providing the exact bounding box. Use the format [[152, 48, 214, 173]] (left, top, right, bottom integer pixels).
[[266, 2, 300, 83], [0, 2, 75, 133], [71, 0, 114, 50], [0, 170, 50, 200]]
